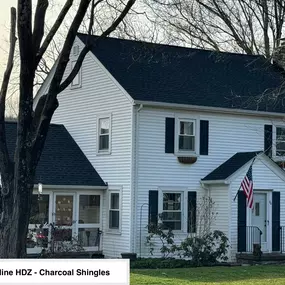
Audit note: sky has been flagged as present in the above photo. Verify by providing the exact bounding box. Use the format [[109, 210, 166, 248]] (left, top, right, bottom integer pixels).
[[0, 0, 67, 73], [0, 0, 17, 68]]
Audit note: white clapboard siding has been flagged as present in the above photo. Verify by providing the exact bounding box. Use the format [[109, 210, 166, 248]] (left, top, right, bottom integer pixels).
[[52, 38, 134, 257], [134, 107, 285, 258]]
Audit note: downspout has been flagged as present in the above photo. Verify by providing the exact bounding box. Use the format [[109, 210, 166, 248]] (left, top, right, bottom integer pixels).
[[200, 181, 210, 197], [131, 104, 143, 254]]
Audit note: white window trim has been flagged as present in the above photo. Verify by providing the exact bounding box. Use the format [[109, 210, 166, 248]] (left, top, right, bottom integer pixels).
[[158, 189, 185, 233], [273, 125, 285, 160], [175, 116, 200, 156], [70, 60, 82, 89], [97, 114, 112, 155], [107, 189, 122, 234]]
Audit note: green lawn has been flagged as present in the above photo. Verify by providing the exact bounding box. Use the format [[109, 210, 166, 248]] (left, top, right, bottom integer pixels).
[[131, 265, 285, 284]]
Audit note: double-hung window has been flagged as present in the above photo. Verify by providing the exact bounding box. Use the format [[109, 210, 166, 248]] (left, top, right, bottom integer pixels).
[[276, 126, 285, 156], [109, 192, 120, 230], [97, 116, 111, 153], [161, 192, 182, 230], [177, 119, 196, 153]]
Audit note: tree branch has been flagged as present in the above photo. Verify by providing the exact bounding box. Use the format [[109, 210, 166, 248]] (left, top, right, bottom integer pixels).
[[33, 0, 49, 61], [0, 7, 16, 193], [59, 0, 136, 92], [35, 0, 73, 67]]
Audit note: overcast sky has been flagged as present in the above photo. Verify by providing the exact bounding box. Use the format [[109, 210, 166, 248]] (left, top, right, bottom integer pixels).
[[0, 0, 17, 67]]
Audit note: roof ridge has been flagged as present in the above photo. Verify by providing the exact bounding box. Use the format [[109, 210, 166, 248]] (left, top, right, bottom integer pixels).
[[77, 33, 263, 59]]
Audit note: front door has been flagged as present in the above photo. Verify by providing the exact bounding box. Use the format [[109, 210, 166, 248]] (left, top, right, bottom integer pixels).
[[251, 193, 268, 251]]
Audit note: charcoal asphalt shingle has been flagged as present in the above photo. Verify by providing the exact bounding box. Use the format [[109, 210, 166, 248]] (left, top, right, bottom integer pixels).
[[5, 122, 106, 187]]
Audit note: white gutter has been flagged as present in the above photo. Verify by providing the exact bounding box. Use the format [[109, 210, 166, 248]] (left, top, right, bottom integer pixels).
[[133, 100, 285, 119], [200, 179, 229, 185], [33, 184, 108, 190]]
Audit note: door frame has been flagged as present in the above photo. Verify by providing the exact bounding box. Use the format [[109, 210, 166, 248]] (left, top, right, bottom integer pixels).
[[247, 190, 272, 252]]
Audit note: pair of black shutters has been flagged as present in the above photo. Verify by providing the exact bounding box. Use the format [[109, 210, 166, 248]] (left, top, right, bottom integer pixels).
[[238, 191, 280, 252], [165, 118, 209, 155], [167, 122, 272, 156], [148, 190, 196, 233]]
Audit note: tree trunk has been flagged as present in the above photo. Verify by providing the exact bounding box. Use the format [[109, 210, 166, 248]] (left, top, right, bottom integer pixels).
[[0, 176, 34, 258]]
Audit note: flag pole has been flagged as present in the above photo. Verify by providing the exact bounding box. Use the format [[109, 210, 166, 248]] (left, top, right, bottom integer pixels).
[[233, 156, 256, 202]]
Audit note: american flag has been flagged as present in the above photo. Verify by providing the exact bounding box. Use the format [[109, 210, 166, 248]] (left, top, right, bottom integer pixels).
[[241, 165, 253, 209]]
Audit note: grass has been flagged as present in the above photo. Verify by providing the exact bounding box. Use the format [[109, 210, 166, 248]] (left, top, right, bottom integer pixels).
[[131, 265, 285, 284]]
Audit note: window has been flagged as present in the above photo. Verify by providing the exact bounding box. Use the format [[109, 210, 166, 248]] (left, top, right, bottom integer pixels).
[[175, 118, 197, 154], [71, 61, 81, 88], [97, 116, 111, 153], [78, 195, 101, 247], [255, 202, 260, 216], [276, 127, 285, 156], [161, 192, 182, 230], [109, 192, 120, 230], [28, 194, 50, 250]]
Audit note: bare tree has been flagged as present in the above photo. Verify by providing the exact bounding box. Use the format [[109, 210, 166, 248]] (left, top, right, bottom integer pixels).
[[144, 0, 285, 57], [0, 0, 136, 258]]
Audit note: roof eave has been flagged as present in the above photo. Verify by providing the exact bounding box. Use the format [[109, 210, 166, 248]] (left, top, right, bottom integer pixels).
[[134, 100, 285, 118]]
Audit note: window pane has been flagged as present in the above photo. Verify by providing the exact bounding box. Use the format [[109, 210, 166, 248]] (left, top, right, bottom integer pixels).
[[277, 141, 285, 151], [255, 202, 260, 216], [78, 228, 100, 247], [179, 136, 195, 151], [277, 127, 285, 139], [99, 135, 109, 150], [162, 211, 181, 221], [53, 229, 72, 242], [163, 221, 181, 231], [30, 195, 49, 224], [109, 210, 119, 229], [55, 195, 73, 226], [99, 118, 109, 134], [111, 193, 119, 209], [180, 121, 193, 135], [163, 193, 181, 210], [79, 195, 100, 224]]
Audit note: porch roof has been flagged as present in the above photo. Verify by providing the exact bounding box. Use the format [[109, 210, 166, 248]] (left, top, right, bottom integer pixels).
[[201, 151, 262, 181], [5, 122, 106, 187]]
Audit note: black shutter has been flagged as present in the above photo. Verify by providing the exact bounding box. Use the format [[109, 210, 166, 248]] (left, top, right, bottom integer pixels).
[[264, 125, 273, 156], [272, 191, 281, 251], [200, 120, 209, 155], [148, 190, 158, 228], [238, 191, 246, 252], [187, 192, 197, 233], [165, 118, 175, 153]]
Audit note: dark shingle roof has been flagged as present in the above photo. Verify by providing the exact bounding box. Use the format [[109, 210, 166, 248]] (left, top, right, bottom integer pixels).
[[78, 33, 285, 113], [202, 151, 262, 181], [5, 122, 106, 187]]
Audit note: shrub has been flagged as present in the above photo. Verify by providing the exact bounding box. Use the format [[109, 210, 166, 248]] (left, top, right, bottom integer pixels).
[[176, 230, 229, 266]]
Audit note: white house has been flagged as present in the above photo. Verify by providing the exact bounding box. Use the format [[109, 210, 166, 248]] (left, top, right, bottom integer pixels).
[[33, 34, 285, 261]]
